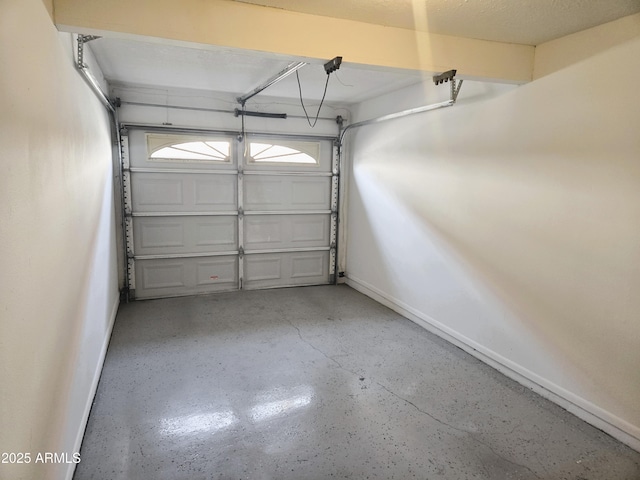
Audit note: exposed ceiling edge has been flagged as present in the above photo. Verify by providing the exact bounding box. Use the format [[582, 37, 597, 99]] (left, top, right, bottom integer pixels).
[[533, 12, 640, 80], [53, 0, 534, 84]]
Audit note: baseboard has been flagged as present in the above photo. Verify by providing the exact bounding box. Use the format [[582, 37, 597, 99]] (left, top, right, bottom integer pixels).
[[64, 296, 120, 480], [346, 274, 640, 453]]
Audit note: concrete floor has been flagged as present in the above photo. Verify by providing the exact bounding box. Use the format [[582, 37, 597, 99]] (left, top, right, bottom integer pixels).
[[75, 285, 640, 480]]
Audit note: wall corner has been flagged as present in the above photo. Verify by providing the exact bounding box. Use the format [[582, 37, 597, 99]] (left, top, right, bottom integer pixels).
[[42, 0, 54, 21]]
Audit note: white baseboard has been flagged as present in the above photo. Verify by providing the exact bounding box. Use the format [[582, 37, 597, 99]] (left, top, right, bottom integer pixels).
[[346, 274, 640, 452], [65, 296, 120, 480]]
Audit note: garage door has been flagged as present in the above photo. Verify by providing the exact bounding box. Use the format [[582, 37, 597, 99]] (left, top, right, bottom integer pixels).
[[123, 128, 338, 299]]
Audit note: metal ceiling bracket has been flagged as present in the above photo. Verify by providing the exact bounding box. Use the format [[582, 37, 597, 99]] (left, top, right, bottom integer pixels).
[[76, 34, 101, 68], [236, 61, 307, 105], [433, 68, 463, 101], [75, 34, 115, 112], [433, 69, 457, 85]]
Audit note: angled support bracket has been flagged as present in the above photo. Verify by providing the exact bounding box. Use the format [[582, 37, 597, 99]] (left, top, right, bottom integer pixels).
[[75, 34, 115, 112], [76, 34, 101, 69], [236, 61, 307, 105], [451, 78, 464, 102]]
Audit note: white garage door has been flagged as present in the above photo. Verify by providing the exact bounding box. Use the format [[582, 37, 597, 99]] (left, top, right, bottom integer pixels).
[[123, 128, 338, 299]]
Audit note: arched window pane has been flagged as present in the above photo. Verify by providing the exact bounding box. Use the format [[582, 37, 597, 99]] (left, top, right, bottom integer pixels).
[[249, 142, 317, 164], [149, 137, 230, 162]]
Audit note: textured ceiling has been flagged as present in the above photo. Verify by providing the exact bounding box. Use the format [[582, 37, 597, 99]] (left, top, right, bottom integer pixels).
[[232, 0, 640, 45]]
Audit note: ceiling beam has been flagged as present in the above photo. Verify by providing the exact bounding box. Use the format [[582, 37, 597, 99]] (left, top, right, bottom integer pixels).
[[533, 12, 640, 79], [53, 0, 534, 84]]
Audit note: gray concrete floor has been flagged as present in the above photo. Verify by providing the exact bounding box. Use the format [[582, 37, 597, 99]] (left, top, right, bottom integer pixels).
[[75, 285, 640, 480]]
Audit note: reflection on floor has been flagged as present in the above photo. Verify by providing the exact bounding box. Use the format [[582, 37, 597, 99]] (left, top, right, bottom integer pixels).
[[75, 285, 640, 479]]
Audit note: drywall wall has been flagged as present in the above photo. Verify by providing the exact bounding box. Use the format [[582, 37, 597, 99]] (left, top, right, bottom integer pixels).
[[345, 34, 640, 449], [0, 1, 119, 479]]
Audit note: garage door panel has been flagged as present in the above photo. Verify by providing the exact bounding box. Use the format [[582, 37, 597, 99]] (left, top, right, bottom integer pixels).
[[244, 178, 282, 207], [244, 176, 331, 211], [138, 219, 184, 249], [194, 178, 235, 206], [134, 216, 237, 255], [132, 173, 237, 212], [127, 129, 336, 299], [291, 216, 329, 244], [135, 256, 238, 299], [291, 254, 326, 278], [291, 180, 329, 206], [141, 262, 185, 290], [243, 251, 329, 289], [244, 217, 282, 248], [135, 177, 183, 206], [195, 218, 237, 248], [196, 258, 237, 286], [245, 256, 282, 282], [244, 215, 330, 250]]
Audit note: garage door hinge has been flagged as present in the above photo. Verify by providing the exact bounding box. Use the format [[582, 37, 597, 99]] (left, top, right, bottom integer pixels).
[[238, 208, 244, 218], [239, 247, 245, 257]]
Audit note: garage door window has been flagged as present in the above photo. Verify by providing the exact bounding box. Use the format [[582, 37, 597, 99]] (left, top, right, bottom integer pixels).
[[248, 141, 319, 165], [147, 134, 231, 163]]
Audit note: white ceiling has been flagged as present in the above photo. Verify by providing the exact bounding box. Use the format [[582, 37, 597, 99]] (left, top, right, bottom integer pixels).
[[89, 38, 426, 105], [233, 0, 640, 46], [88, 1, 640, 105]]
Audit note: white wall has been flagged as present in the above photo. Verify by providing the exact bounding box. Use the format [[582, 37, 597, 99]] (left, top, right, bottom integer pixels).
[[345, 33, 640, 450], [0, 1, 120, 479]]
